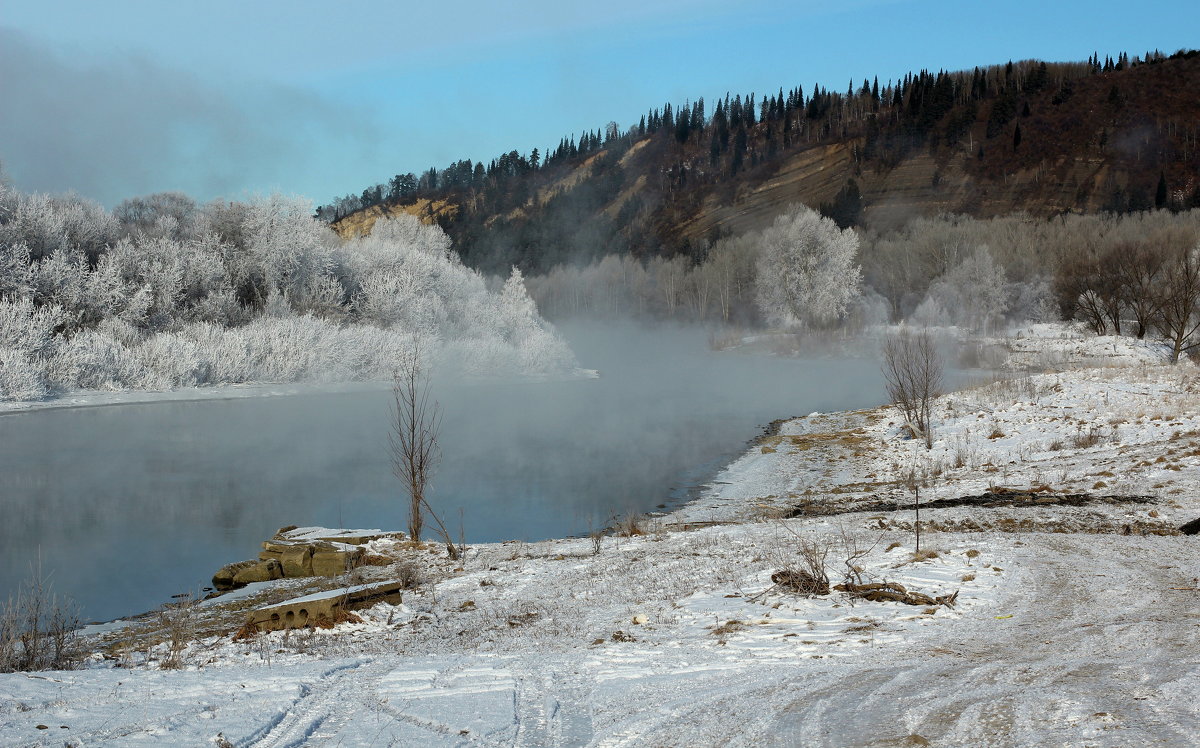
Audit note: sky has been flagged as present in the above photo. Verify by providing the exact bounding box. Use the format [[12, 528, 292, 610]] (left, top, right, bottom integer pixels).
[[1, 0, 1197, 208]]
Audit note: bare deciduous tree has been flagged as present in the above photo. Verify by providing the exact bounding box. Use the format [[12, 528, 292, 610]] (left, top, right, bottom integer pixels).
[[389, 352, 461, 559], [1152, 243, 1200, 363], [882, 329, 943, 449]]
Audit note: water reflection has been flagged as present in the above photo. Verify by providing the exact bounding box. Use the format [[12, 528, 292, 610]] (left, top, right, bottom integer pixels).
[[0, 324, 885, 621]]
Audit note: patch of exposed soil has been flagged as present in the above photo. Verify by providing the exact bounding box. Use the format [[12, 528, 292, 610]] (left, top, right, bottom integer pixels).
[[787, 490, 1157, 518]]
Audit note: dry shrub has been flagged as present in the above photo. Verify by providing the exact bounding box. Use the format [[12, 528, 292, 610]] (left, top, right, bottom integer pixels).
[[157, 594, 198, 670], [614, 514, 646, 537], [771, 568, 830, 596], [309, 610, 364, 630], [0, 566, 83, 673], [1072, 428, 1104, 449], [395, 561, 423, 589]]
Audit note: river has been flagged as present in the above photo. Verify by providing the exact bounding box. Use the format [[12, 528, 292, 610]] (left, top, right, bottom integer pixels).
[[0, 323, 885, 622]]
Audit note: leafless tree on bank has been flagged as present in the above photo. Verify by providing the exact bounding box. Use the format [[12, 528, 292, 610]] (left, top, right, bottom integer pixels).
[[882, 329, 943, 449], [389, 351, 462, 560]]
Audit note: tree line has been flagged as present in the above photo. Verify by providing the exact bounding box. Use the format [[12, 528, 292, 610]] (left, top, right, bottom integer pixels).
[[318, 48, 1200, 272], [523, 207, 1200, 359]]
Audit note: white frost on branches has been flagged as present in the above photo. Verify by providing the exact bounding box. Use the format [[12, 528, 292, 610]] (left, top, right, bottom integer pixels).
[[754, 205, 862, 327], [914, 246, 1010, 333], [0, 189, 579, 401]]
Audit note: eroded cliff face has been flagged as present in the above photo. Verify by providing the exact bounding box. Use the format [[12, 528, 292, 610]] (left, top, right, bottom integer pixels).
[[333, 198, 459, 239]]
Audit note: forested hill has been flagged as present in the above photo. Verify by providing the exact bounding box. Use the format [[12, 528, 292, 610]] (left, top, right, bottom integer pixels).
[[323, 50, 1200, 274]]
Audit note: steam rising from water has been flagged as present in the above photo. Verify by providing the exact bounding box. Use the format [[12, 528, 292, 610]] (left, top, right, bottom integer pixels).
[[0, 323, 885, 621]]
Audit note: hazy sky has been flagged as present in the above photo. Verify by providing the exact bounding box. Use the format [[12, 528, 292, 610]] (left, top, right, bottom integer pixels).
[[2, 0, 1197, 207]]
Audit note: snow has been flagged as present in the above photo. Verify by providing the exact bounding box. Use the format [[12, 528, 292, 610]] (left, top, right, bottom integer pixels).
[[2, 325, 1199, 746], [267, 581, 402, 609], [278, 527, 398, 544], [0, 380, 391, 416]]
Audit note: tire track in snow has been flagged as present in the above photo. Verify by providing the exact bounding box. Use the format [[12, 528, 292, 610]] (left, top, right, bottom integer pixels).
[[770, 535, 1200, 746], [510, 660, 594, 747], [242, 658, 392, 748]]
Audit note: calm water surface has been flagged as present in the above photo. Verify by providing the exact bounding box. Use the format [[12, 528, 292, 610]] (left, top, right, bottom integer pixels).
[[0, 324, 885, 621]]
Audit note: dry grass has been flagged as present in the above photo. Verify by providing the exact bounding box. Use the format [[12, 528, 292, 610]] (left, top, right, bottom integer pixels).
[[0, 566, 83, 673], [614, 514, 647, 537], [710, 620, 745, 637]]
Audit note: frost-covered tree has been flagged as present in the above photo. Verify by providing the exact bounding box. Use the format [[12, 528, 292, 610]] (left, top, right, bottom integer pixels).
[[755, 205, 862, 327], [0, 187, 579, 401], [242, 195, 336, 311], [919, 246, 1009, 333]]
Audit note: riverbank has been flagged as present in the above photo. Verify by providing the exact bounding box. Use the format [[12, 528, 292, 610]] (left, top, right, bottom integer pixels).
[[3, 330, 1199, 746]]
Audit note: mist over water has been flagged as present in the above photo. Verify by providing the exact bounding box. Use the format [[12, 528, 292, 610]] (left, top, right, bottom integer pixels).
[[0, 323, 885, 622]]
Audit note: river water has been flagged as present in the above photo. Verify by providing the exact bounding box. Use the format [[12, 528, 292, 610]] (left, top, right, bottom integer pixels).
[[0, 324, 885, 622]]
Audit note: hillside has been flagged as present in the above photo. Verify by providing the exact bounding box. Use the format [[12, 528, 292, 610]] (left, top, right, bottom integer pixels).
[[328, 50, 1200, 273]]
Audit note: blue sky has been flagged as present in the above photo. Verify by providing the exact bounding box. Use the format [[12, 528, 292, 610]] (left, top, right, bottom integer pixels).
[[2, 0, 1197, 206]]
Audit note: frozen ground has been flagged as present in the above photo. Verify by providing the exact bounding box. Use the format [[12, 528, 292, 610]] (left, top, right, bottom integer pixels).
[[2, 326, 1198, 747]]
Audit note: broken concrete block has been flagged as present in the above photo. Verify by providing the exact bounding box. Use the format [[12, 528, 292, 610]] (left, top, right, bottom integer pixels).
[[232, 558, 283, 585]]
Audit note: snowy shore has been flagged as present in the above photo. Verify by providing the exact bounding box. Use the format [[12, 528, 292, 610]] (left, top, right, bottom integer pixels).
[[3, 332, 1199, 746]]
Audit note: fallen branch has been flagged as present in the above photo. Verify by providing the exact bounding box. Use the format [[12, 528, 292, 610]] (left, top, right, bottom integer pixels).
[[834, 581, 959, 608]]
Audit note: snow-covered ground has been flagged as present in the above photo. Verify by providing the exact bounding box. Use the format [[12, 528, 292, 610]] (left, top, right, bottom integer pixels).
[[3, 326, 1199, 747]]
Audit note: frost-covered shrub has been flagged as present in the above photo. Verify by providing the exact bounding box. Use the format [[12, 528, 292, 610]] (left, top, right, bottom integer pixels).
[[1007, 277, 1058, 325], [0, 188, 578, 401], [0, 348, 47, 400], [0, 190, 119, 262], [45, 329, 159, 392]]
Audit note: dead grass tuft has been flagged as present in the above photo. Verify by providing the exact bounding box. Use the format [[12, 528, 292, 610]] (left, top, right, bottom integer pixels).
[[308, 610, 364, 630], [910, 549, 940, 563]]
